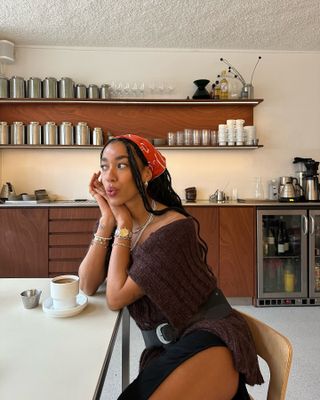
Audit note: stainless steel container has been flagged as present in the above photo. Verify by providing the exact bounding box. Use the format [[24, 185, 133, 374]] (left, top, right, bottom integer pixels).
[[92, 127, 103, 146], [100, 84, 111, 99], [192, 129, 201, 146], [88, 84, 99, 99], [201, 129, 211, 146], [0, 121, 9, 144], [59, 77, 75, 98], [76, 84, 87, 99], [10, 76, 25, 98], [43, 122, 58, 145], [75, 122, 90, 145], [11, 122, 25, 144], [42, 77, 58, 98], [0, 77, 9, 98], [27, 121, 41, 144], [27, 77, 42, 98], [59, 122, 74, 145]]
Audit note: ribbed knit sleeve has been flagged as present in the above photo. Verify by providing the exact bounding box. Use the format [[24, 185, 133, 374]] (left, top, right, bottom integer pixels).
[[129, 217, 216, 332]]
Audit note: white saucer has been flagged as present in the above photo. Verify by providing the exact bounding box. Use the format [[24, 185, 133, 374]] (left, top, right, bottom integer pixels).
[[42, 293, 88, 318]]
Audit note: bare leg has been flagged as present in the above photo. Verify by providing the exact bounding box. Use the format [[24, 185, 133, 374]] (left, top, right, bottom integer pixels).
[[149, 346, 239, 400]]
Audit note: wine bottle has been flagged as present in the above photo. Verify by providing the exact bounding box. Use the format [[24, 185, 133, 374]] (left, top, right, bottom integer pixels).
[[283, 221, 289, 254], [277, 221, 285, 255], [267, 228, 276, 256]]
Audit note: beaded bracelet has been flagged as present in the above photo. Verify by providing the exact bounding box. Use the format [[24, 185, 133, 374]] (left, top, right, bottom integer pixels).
[[91, 233, 113, 248]]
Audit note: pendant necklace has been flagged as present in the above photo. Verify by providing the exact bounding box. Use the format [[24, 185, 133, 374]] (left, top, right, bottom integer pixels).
[[131, 200, 156, 251]]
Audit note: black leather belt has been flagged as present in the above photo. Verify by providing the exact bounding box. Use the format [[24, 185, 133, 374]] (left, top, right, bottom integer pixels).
[[141, 288, 232, 348]]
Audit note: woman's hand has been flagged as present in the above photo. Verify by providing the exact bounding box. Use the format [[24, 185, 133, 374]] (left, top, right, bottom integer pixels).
[[89, 171, 116, 228]]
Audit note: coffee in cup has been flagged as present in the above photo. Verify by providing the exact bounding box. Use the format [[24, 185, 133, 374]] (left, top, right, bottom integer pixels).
[[50, 275, 79, 310]]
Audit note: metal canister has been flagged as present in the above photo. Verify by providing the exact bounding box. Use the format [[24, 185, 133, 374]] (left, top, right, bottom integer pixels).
[[10, 76, 25, 98], [59, 122, 74, 145], [76, 84, 87, 99], [11, 122, 25, 144], [88, 84, 99, 99], [27, 77, 42, 98], [100, 84, 111, 99], [0, 121, 9, 144], [92, 127, 103, 146], [27, 122, 41, 145], [42, 77, 58, 98], [75, 122, 90, 145], [0, 77, 9, 98], [59, 77, 75, 98], [43, 122, 58, 145]]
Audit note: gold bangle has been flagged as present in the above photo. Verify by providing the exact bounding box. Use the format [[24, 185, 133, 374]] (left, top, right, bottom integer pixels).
[[112, 242, 131, 249]]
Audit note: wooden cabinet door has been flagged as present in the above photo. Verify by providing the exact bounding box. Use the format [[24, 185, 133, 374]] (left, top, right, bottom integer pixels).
[[185, 206, 219, 278], [219, 207, 256, 297], [0, 208, 48, 277]]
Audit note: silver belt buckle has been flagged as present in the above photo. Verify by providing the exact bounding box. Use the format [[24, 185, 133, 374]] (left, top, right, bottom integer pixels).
[[156, 323, 173, 345]]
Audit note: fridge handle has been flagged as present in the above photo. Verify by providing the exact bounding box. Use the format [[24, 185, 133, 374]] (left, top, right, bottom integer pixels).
[[302, 215, 308, 235], [309, 215, 315, 235]]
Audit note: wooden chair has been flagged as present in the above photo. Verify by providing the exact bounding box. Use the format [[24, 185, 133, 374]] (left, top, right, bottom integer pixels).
[[238, 311, 293, 400]]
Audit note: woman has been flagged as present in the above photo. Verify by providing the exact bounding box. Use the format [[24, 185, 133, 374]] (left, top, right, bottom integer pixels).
[[79, 134, 263, 400]]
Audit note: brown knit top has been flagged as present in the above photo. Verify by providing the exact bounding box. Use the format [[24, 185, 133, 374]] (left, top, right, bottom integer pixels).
[[128, 217, 264, 386]]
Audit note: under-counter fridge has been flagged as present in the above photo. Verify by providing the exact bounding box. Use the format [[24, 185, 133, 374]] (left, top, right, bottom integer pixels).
[[256, 208, 320, 306]]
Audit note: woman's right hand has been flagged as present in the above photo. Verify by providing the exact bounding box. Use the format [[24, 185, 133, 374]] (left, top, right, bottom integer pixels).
[[89, 171, 116, 229]]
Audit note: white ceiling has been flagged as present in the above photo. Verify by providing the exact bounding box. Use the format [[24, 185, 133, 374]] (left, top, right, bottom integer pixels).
[[1, 0, 320, 51]]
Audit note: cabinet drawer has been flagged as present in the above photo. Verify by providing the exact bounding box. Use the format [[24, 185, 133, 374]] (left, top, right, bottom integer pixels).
[[49, 207, 100, 219], [49, 233, 92, 246], [49, 246, 88, 259], [49, 220, 97, 233], [49, 260, 81, 274]]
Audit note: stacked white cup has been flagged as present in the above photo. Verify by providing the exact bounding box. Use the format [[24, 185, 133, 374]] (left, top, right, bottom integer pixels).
[[218, 124, 227, 146], [235, 119, 245, 145], [226, 119, 236, 146]]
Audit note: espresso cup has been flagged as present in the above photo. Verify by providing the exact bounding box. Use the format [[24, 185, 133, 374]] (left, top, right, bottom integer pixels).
[[50, 275, 79, 310]]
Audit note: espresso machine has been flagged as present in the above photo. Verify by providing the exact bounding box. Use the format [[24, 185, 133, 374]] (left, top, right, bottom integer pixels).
[[293, 157, 320, 201]]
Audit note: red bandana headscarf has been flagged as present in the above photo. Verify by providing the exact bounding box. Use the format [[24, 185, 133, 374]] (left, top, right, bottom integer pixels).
[[115, 134, 166, 180]]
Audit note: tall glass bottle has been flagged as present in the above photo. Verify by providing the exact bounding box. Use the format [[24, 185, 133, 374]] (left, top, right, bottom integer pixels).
[[220, 70, 229, 100]]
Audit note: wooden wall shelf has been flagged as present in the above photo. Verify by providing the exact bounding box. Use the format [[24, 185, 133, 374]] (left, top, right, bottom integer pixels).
[[0, 98, 263, 141]]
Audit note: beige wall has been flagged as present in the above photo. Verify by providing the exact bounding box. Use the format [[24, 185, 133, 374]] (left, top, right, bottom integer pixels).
[[1, 46, 320, 200]]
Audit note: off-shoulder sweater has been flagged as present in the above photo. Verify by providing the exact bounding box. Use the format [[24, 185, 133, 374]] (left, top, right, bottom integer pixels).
[[128, 217, 263, 386]]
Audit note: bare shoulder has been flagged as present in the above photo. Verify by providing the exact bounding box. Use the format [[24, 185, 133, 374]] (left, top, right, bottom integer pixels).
[[151, 206, 186, 231]]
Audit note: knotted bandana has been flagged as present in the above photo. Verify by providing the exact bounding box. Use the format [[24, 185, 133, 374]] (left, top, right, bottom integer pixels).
[[115, 134, 166, 180]]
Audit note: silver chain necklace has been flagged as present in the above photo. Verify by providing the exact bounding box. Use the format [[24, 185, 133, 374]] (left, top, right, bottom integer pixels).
[[131, 200, 156, 251], [132, 199, 156, 234]]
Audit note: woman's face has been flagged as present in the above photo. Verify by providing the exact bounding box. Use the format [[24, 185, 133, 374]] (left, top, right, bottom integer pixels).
[[100, 141, 150, 206]]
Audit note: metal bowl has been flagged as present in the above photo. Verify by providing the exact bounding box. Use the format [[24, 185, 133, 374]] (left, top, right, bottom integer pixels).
[[20, 289, 42, 309]]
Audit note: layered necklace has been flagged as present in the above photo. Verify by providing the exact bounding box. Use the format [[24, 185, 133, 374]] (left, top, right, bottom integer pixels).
[[131, 199, 156, 251]]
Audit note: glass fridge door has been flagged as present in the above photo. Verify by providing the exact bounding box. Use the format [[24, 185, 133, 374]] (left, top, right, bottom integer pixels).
[[309, 210, 320, 298], [257, 209, 308, 300]]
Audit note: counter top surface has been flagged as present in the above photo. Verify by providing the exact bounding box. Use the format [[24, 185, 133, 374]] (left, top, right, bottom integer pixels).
[[1, 199, 320, 208]]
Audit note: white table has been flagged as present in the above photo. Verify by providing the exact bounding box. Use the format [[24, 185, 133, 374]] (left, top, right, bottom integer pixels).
[[0, 278, 129, 400]]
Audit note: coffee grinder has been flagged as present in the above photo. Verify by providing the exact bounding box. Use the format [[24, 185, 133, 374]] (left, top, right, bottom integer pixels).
[[293, 157, 320, 201]]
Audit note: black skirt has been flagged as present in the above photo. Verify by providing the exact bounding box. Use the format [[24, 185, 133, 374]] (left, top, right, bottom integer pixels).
[[118, 330, 250, 400]]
